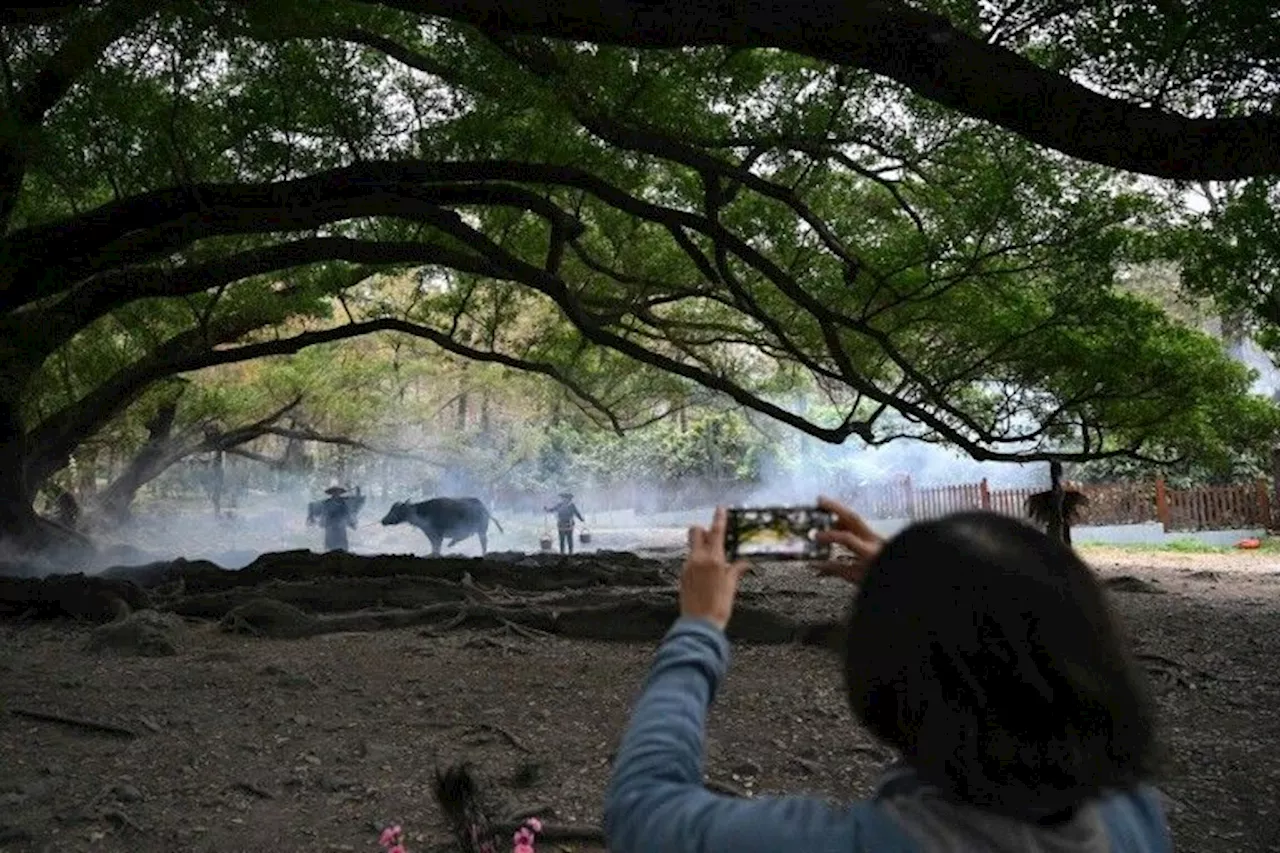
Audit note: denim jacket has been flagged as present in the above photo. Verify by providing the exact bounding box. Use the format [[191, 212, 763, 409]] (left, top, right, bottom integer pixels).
[[604, 618, 1173, 853]]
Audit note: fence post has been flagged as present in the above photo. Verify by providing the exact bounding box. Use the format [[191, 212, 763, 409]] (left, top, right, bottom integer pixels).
[[1272, 446, 1280, 530], [1154, 476, 1171, 532], [1257, 478, 1273, 530], [980, 477, 990, 510]]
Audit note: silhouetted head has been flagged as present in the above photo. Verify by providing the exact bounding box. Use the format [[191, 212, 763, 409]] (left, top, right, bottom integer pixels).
[[381, 501, 410, 525], [844, 511, 1155, 819]]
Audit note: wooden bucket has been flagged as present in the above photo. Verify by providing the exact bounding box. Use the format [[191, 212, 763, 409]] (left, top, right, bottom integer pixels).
[[540, 536, 554, 552], [579, 530, 592, 545]]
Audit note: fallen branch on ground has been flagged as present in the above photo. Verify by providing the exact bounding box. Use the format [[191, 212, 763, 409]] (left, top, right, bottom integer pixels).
[[7, 707, 138, 738], [464, 722, 532, 754]]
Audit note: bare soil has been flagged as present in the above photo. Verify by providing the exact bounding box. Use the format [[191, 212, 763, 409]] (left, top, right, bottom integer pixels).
[[2, 546, 1279, 853]]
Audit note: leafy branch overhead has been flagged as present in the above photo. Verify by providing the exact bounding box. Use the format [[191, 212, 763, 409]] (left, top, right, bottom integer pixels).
[[1, 0, 1278, 536]]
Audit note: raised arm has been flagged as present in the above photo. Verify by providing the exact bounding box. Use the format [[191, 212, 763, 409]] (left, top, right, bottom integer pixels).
[[604, 508, 901, 853], [603, 619, 893, 853]]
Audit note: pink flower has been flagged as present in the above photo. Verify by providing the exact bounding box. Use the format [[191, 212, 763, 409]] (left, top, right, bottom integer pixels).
[[524, 818, 543, 834], [390, 846, 407, 853], [514, 844, 534, 853], [380, 825, 403, 847], [514, 828, 534, 846]]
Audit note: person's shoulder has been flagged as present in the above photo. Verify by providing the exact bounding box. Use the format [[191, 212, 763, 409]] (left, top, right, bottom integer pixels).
[[1095, 786, 1173, 853]]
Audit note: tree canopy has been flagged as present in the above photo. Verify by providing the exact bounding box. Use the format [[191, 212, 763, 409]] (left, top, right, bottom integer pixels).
[[2, 0, 1278, 542]]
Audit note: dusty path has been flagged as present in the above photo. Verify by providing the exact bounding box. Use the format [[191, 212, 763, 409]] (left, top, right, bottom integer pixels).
[[1, 548, 1278, 853]]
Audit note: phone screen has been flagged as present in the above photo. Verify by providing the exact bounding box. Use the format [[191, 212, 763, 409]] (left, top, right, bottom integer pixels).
[[726, 507, 833, 561]]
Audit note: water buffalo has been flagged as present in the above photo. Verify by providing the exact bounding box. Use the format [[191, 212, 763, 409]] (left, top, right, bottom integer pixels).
[[381, 497, 503, 556]]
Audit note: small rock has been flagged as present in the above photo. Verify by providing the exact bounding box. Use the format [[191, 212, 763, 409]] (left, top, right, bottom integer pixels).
[[320, 775, 353, 793], [277, 672, 318, 690], [86, 609, 183, 656], [292, 714, 311, 726], [20, 778, 60, 803], [793, 757, 821, 774], [232, 781, 275, 800], [0, 825, 32, 844], [731, 760, 762, 777], [303, 754, 322, 766], [357, 741, 394, 761], [138, 715, 163, 733], [112, 783, 143, 803]]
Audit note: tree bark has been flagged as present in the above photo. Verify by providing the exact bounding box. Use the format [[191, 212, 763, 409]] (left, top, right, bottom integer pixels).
[[0, 397, 36, 541]]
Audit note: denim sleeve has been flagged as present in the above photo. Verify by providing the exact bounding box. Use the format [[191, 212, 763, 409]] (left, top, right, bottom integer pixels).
[[603, 617, 892, 853], [1097, 786, 1175, 853]]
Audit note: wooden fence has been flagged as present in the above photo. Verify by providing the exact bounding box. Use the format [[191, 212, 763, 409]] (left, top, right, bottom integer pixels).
[[852, 475, 1272, 532]]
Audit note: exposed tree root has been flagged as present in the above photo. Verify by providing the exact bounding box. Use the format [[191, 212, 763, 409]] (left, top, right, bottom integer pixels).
[[217, 595, 841, 647]]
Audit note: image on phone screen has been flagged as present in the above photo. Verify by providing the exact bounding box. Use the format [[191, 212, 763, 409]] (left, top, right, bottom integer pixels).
[[726, 507, 833, 560]]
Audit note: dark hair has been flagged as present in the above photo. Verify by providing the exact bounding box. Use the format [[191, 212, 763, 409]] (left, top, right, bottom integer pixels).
[[844, 511, 1156, 819]]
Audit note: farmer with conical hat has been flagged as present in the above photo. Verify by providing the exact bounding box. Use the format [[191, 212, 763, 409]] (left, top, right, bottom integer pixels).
[[311, 483, 359, 552], [544, 490, 585, 555]]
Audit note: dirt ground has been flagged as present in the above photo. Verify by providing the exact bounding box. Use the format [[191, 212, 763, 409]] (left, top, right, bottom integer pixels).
[[2, 546, 1279, 853]]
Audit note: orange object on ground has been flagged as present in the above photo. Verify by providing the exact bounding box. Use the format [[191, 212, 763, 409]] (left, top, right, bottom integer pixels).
[[1236, 538, 1262, 549]]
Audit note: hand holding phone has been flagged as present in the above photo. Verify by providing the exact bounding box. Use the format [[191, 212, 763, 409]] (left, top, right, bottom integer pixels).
[[681, 507, 749, 630], [811, 495, 885, 584]]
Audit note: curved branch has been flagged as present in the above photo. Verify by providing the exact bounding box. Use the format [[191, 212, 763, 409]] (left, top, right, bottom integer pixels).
[[376, 0, 1280, 179], [23, 312, 633, 488], [41, 235, 507, 350], [0, 168, 580, 310]]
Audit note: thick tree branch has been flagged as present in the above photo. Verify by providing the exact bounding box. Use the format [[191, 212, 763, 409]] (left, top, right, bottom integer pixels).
[[39, 235, 507, 351], [370, 0, 1280, 179], [86, 396, 305, 524], [254, 425, 446, 465], [0, 167, 582, 310]]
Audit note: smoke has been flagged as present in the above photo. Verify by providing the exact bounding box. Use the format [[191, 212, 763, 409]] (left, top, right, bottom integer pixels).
[[1225, 336, 1280, 399], [13, 391, 1063, 576]]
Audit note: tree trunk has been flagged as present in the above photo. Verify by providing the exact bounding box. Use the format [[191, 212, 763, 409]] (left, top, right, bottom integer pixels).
[[1047, 461, 1068, 545], [210, 450, 225, 516], [0, 397, 36, 540], [0, 397, 93, 561], [456, 391, 469, 431], [85, 401, 181, 526]]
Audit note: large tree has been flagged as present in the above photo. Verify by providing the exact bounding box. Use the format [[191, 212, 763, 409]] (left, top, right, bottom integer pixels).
[[1, 0, 1276, 549]]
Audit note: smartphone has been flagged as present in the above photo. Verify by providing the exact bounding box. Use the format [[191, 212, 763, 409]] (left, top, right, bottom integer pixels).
[[725, 506, 834, 561]]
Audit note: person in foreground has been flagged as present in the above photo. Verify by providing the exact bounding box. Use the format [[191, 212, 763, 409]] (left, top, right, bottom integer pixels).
[[603, 500, 1173, 853]]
